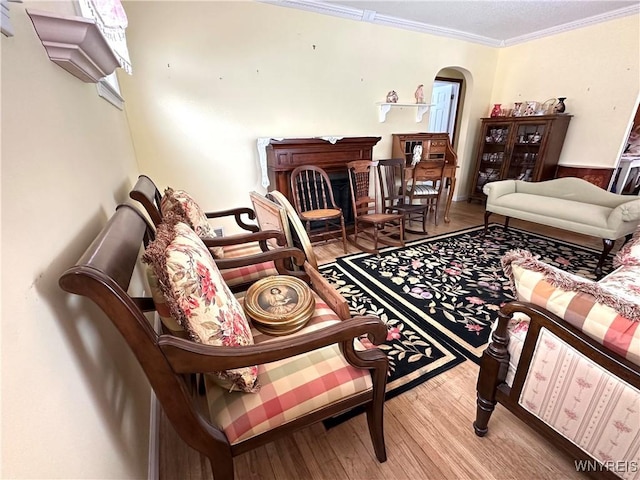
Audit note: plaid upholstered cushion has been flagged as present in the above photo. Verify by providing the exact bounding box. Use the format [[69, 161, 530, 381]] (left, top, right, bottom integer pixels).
[[220, 242, 278, 289], [502, 250, 640, 366], [205, 295, 373, 444]]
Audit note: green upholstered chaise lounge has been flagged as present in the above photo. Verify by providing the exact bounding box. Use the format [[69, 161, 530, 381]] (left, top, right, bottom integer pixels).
[[483, 177, 640, 277]]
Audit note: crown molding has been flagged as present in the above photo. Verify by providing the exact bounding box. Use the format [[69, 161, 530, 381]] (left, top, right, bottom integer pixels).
[[262, 0, 640, 48], [372, 12, 501, 47], [503, 4, 640, 47]]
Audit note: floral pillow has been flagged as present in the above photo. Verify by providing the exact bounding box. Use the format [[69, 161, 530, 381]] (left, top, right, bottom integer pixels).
[[143, 216, 259, 393], [614, 225, 640, 267], [160, 187, 225, 259]]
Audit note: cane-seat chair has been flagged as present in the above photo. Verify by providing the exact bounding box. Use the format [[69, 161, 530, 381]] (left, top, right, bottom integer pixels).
[[59, 204, 389, 480], [290, 165, 348, 254], [406, 160, 447, 226], [347, 160, 405, 254], [377, 158, 429, 235]]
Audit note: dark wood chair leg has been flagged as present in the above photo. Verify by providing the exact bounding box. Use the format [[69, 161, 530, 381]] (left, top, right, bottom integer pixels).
[[483, 211, 491, 235], [365, 357, 388, 463], [365, 401, 387, 462], [595, 238, 615, 278], [474, 309, 511, 437], [209, 452, 235, 480], [504, 217, 510, 230]]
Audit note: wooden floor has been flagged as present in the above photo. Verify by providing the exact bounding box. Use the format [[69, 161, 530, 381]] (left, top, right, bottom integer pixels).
[[159, 200, 611, 480]]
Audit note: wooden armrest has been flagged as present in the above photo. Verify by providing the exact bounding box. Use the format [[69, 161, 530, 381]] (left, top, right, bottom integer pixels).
[[304, 262, 350, 320], [201, 230, 286, 248], [158, 315, 386, 373], [214, 246, 305, 270], [205, 207, 258, 233]]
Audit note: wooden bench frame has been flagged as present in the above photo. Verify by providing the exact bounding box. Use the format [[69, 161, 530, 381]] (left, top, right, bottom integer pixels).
[[59, 204, 389, 480]]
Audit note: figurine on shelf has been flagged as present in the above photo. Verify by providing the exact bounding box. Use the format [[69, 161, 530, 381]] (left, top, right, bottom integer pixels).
[[386, 90, 398, 103], [412, 144, 423, 166], [532, 131, 542, 143], [414, 84, 425, 104]]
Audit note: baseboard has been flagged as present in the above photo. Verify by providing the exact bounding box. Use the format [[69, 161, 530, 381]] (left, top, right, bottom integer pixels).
[[148, 316, 161, 480], [453, 193, 468, 202]]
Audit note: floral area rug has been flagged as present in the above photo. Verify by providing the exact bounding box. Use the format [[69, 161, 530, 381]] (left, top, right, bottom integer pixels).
[[319, 224, 603, 426]]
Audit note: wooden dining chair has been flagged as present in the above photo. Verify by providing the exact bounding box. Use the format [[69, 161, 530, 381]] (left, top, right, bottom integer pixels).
[[347, 160, 405, 254], [290, 165, 348, 253], [377, 158, 429, 235], [406, 160, 447, 226]]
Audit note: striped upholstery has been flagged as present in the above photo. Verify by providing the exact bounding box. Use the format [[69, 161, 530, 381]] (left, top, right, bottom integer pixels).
[[519, 328, 640, 480], [206, 294, 373, 445], [503, 252, 640, 366], [220, 242, 278, 289], [411, 183, 439, 195]]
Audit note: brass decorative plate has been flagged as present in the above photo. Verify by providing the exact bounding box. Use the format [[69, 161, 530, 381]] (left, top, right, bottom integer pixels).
[[267, 190, 318, 269], [244, 275, 315, 336]]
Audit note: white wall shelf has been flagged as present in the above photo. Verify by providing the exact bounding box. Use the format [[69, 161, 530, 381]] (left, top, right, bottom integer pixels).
[[376, 102, 434, 123], [27, 9, 120, 83]]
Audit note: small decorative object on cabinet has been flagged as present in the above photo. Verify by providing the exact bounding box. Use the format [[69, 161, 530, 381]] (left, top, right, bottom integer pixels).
[[555, 97, 567, 113], [523, 101, 538, 116], [512, 102, 523, 116], [386, 90, 398, 103], [490, 104, 502, 117], [468, 114, 572, 203]]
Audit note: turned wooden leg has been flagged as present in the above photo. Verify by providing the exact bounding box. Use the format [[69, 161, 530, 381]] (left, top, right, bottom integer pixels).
[[474, 309, 511, 437], [595, 238, 615, 278], [474, 395, 496, 437], [504, 217, 510, 230]]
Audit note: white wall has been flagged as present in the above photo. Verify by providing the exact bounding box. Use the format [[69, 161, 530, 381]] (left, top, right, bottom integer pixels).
[[1, 2, 150, 478], [493, 14, 640, 168], [119, 1, 499, 215]]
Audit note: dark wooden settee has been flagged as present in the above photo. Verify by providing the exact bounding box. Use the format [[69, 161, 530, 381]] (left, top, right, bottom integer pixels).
[[58, 204, 390, 479]]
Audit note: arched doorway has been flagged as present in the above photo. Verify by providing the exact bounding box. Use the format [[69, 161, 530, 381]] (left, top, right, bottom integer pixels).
[[427, 68, 466, 149]]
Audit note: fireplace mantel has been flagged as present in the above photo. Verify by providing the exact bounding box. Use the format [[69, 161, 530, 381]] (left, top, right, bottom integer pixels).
[[265, 136, 381, 202]]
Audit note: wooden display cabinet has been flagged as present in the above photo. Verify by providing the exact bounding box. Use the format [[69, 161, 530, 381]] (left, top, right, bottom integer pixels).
[[468, 114, 572, 202]]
